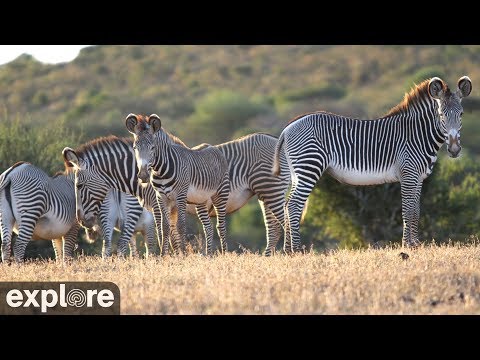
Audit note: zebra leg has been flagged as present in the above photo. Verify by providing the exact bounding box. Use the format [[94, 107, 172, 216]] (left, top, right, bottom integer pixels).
[[0, 205, 14, 262], [99, 211, 114, 258], [13, 223, 36, 262], [196, 204, 214, 255], [258, 200, 282, 256], [149, 202, 163, 256], [156, 193, 171, 256], [400, 176, 423, 247], [211, 175, 229, 254], [171, 196, 187, 255], [143, 217, 156, 258], [63, 222, 80, 259], [52, 238, 64, 261], [12, 202, 46, 262], [129, 235, 138, 258], [285, 180, 316, 254], [116, 217, 140, 258]]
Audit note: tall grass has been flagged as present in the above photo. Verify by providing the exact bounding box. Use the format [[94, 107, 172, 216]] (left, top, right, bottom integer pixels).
[[1, 243, 479, 314]]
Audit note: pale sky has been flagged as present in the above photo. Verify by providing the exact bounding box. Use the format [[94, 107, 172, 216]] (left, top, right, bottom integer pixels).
[[0, 45, 92, 66]]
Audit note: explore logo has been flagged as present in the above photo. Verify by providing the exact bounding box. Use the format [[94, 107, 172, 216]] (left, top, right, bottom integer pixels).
[[0, 282, 120, 315]]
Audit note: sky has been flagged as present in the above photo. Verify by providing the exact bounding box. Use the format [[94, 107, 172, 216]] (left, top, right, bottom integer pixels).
[[0, 45, 92, 66]]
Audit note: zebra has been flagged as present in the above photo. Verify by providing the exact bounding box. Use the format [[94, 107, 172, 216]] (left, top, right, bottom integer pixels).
[[126, 114, 230, 255], [126, 114, 302, 255], [63, 138, 164, 257], [273, 76, 472, 250], [63, 120, 296, 256], [0, 162, 80, 262], [83, 189, 156, 258]]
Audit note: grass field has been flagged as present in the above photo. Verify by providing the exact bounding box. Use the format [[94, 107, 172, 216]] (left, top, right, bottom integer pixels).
[[1, 243, 480, 314]]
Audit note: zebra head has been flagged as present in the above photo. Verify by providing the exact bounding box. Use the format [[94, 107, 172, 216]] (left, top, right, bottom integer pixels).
[[62, 147, 111, 228], [126, 113, 155, 186], [428, 76, 472, 158], [84, 223, 101, 244]]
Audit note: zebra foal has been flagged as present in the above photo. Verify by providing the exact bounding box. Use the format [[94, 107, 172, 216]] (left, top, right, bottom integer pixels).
[[126, 114, 230, 255]]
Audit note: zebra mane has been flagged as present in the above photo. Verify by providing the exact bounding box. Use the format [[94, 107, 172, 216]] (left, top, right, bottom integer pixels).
[[73, 135, 133, 159], [284, 78, 449, 127], [222, 132, 278, 145], [136, 115, 188, 147], [385, 78, 449, 117], [53, 170, 66, 178]]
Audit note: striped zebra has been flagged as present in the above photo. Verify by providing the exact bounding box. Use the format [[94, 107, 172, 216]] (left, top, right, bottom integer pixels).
[[126, 114, 298, 255], [273, 76, 472, 250], [83, 189, 155, 258], [63, 121, 295, 256], [126, 114, 230, 255], [0, 162, 80, 262], [63, 139, 163, 257]]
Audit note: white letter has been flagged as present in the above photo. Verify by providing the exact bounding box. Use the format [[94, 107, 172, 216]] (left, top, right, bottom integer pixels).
[[23, 290, 40, 307], [59, 284, 67, 307], [97, 290, 114, 307], [6, 290, 23, 308], [41, 290, 58, 313], [87, 289, 97, 307]]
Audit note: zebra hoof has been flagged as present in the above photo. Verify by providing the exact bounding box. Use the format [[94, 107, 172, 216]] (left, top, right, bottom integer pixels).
[[405, 241, 421, 249], [1, 257, 14, 266]]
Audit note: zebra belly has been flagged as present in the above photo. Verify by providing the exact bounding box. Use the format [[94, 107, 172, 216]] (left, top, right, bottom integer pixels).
[[13, 217, 72, 240], [327, 166, 399, 185], [225, 189, 253, 214], [187, 185, 216, 205], [135, 209, 154, 231]]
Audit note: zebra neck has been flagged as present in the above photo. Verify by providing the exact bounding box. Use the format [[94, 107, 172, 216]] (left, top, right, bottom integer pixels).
[[385, 101, 444, 154], [152, 131, 176, 177]]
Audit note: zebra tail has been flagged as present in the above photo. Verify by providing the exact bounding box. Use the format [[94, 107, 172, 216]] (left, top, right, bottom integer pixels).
[[0, 171, 10, 192], [0, 161, 27, 192], [272, 131, 285, 177]]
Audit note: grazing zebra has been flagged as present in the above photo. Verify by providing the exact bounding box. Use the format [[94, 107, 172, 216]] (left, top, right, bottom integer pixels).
[[63, 138, 163, 257], [128, 114, 296, 255], [83, 189, 155, 258], [126, 114, 230, 255], [0, 162, 80, 262], [273, 76, 472, 250]]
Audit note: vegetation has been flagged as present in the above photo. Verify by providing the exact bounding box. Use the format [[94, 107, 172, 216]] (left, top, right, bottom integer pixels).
[[2, 243, 480, 314], [1, 45, 480, 254]]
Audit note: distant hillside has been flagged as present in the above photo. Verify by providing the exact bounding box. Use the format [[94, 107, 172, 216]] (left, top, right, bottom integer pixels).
[[1, 45, 479, 150]]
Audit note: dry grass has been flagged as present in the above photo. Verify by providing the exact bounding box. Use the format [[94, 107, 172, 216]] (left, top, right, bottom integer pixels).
[[1, 243, 480, 314]]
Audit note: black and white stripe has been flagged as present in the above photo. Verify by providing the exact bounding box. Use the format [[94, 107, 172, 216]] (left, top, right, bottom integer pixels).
[[0, 162, 79, 262], [84, 189, 155, 257], [273, 76, 472, 250], [127, 114, 230, 255], [63, 138, 162, 257]]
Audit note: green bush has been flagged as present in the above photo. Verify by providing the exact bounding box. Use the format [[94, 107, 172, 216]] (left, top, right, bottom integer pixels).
[[183, 90, 271, 145], [0, 114, 83, 174], [278, 84, 346, 103]]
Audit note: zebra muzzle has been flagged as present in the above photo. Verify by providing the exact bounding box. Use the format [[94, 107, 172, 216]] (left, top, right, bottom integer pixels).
[[447, 135, 461, 158], [137, 168, 150, 184]]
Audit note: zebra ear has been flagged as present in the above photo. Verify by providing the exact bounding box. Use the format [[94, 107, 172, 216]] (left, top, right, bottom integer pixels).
[[125, 114, 138, 134], [149, 114, 162, 134], [62, 147, 81, 170], [457, 76, 472, 98], [428, 77, 445, 100]]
